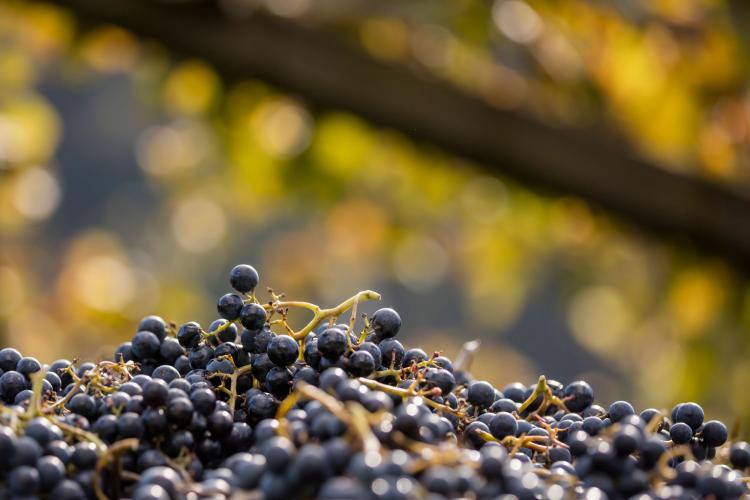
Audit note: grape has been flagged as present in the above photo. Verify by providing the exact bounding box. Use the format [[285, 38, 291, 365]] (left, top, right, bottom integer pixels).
[[378, 338, 404, 368], [239, 303, 267, 331], [424, 367, 455, 396], [93, 414, 118, 443], [152, 365, 180, 383], [229, 264, 259, 294], [264, 366, 292, 399], [37, 455, 65, 491], [0, 263, 744, 500], [16, 357, 42, 377], [190, 387, 217, 415], [217, 293, 244, 320], [467, 380, 496, 408], [66, 393, 96, 420], [166, 397, 194, 426], [562, 380, 594, 412], [370, 308, 401, 339], [138, 315, 167, 342], [71, 442, 98, 470], [730, 442, 750, 470], [401, 348, 428, 368], [177, 321, 202, 348], [613, 425, 641, 456], [0, 348, 22, 372], [142, 379, 169, 407], [266, 335, 299, 366], [701, 420, 728, 447], [9, 465, 39, 495], [0, 370, 27, 402], [608, 400, 635, 423], [673, 402, 705, 431], [670, 422, 693, 444], [346, 350, 375, 377], [488, 411, 517, 439], [117, 412, 145, 439], [208, 319, 238, 344], [317, 328, 347, 360]]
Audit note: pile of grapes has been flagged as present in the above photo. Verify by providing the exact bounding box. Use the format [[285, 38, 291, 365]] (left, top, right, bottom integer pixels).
[[0, 264, 749, 499]]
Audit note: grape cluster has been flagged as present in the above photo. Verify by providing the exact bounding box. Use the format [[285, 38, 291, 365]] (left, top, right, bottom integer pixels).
[[0, 264, 748, 499]]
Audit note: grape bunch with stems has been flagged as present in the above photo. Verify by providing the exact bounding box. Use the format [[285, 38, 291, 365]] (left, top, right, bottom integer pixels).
[[0, 263, 748, 499]]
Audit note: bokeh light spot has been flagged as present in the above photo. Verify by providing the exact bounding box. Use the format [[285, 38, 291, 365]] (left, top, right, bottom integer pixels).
[[12, 166, 61, 220], [172, 197, 228, 253], [73, 256, 136, 313], [0, 266, 24, 316], [569, 286, 633, 356], [492, 0, 543, 44], [461, 176, 508, 223], [162, 60, 220, 116], [393, 235, 448, 292], [252, 98, 312, 158], [136, 120, 211, 177]]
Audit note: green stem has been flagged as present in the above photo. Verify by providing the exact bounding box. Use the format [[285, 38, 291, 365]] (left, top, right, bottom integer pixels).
[[289, 290, 381, 341], [25, 371, 46, 419], [94, 438, 139, 500], [518, 375, 548, 414], [370, 359, 436, 379], [203, 319, 237, 339], [48, 416, 106, 452], [358, 377, 464, 417], [517, 375, 567, 416], [209, 364, 253, 414]]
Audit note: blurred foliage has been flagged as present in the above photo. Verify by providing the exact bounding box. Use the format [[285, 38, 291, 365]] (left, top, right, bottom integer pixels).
[[246, 0, 750, 184], [1, 1, 750, 433]]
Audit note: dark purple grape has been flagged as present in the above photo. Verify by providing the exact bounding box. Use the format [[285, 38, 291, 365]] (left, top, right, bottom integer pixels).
[[229, 264, 259, 293]]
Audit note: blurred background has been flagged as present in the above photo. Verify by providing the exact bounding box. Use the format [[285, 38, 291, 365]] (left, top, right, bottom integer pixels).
[[2, 0, 750, 431]]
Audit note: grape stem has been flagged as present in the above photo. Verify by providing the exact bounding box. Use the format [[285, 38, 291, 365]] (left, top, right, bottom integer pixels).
[[392, 431, 476, 474], [454, 339, 481, 373], [270, 290, 381, 341], [47, 366, 84, 412], [294, 381, 347, 417], [25, 371, 46, 419], [346, 401, 382, 454], [209, 364, 253, 414], [49, 415, 107, 452], [475, 428, 551, 453], [518, 375, 568, 416], [202, 319, 236, 338], [94, 438, 139, 500], [656, 444, 693, 481], [369, 358, 438, 380], [294, 382, 382, 453], [357, 377, 465, 417]]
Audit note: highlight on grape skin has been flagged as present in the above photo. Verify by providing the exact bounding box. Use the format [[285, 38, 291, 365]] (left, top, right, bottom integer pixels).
[[0, 264, 747, 499]]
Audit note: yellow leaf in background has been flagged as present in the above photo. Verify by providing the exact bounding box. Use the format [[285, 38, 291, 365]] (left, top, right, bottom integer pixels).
[[668, 266, 728, 338], [311, 113, 374, 180], [79, 26, 139, 73], [0, 93, 60, 167], [568, 285, 633, 357], [325, 199, 388, 259], [13, 3, 73, 59], [699, 123, 736, 180], [459, 232, 531, 330], [0, 49, 34, 89], [251, 98, 312, 159], [632, 85, 699, 166], [162, 59, 220, 116]]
